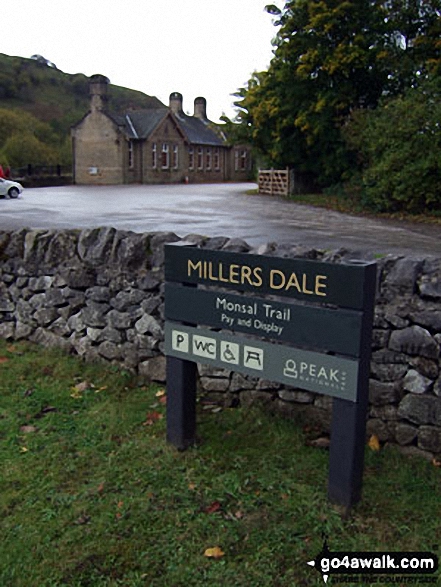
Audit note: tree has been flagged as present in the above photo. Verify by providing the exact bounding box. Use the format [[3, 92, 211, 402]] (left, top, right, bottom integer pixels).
[[1, 134, 58, 168], [344, 76, 441, 212], [235, 0, 441, 185]]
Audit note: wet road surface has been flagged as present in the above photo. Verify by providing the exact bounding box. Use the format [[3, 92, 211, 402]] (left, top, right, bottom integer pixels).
[[0, 183, 440, 256]]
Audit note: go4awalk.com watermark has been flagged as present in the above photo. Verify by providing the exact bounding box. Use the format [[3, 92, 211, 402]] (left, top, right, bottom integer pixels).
[[307, 540, 439, 584]]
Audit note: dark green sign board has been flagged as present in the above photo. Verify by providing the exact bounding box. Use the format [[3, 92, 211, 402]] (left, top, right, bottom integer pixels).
[[164, 243, 377, 510], [165, 243, 371, 310], [165, 283, 363, 357]]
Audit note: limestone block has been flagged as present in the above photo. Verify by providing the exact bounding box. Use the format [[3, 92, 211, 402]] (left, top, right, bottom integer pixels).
[[369, 379, 400, 406], [395, 422, 418, 445], [135, 314, 163, 338], [398, 394, 440, 426], [278, 389, 314, 404], [418, 426, 441, 453], [402, 369, 433, 394], [389, 325, 439, 359], [200, 377, 230, 392], [138, 356, 166, 382]]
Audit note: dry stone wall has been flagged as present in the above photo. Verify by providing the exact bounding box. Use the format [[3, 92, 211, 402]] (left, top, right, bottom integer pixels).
[[0, 228, 440, 460]]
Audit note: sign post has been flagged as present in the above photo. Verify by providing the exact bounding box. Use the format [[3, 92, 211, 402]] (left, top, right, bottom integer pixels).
[[164, 243, 376, 509]]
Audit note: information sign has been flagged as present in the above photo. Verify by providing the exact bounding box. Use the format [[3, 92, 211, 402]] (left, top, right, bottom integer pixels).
[[164, 243, 377, 510], [165, 243, 370, 309], [165, 322, 359, 401], [165, 283, 363, 357]]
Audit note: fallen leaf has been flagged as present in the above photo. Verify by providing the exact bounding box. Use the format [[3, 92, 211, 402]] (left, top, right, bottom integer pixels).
[[95, 386, 108, 394], [19, 446, 29, 453], [159, 395, 167, 405], [234, 510, 244, 520], [73, 381, 90, 392], [0, 357, 9, 364], [20, 425, 38, 434], [306, 437, 330, 449], [432, 458, 441, 468], [204, 501, 221, 514], [34, 406, 58, 418], [204, 546, 225, 559], [155, 389, 166, 397], [97, 482, 105, 493], [70, 390, 83, 399], [143, 411, 163, 426], [368, 434, 381, 451], [188, 483, 197, 491]]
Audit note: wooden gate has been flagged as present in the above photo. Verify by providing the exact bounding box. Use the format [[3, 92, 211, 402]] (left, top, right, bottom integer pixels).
[[258, 168, 289, 196]]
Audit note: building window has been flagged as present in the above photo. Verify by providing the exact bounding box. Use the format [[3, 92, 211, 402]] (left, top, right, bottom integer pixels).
[[197, 147, 203, 170], [162, 143, 169, 169], [234, 149, 247, 171], [240, 149, 247, 170], [189, 147, 194, 170], [172, 145, 179, 169], [214, 148, 220, 170], [205, 148, 212, 170], [152, 143, 157, 169], [128, 140, 134, 169]]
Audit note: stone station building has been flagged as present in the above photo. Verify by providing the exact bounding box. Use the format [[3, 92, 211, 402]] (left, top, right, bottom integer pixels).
[[72, 75, 252, 185]]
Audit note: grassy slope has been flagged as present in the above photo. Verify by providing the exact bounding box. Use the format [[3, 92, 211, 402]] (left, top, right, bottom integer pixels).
[[1, 340, 440, 586], [0, 53, 164, 137]]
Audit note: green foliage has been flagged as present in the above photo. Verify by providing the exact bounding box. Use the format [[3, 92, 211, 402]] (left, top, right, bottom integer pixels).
[[236, 0, 441, 187], [0, 53, 163, 169], [0, 108, 60, 167], [345, 77, 441, 213], [1, 133, 58, 167]]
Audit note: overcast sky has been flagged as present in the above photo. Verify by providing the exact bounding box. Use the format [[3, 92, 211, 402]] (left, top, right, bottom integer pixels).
[[4, 0, 280, 122]]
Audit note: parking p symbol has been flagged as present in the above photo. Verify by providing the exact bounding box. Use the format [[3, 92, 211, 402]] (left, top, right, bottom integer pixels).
[[172, 330, 189, 353]]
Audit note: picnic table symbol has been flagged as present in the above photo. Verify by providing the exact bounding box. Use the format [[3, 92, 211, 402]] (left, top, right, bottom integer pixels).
[[243, 346, 264, 370]]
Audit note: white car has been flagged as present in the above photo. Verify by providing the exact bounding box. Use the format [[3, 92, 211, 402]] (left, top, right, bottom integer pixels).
[[0, 178, 23, 198]]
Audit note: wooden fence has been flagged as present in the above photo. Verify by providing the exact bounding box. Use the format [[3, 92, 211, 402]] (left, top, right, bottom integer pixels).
[[258, 168, 289, 196]]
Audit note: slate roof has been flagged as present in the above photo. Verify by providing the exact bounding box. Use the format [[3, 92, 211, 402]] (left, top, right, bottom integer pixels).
[[174, 112, 224, 146], [108, 108, 224, 146], [107, 109, 168, 140]]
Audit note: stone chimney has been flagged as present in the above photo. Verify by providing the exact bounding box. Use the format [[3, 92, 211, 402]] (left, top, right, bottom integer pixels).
[[169, 92, 183, 114], [194, 97, 207, 120], [89, 74, 109, 112]]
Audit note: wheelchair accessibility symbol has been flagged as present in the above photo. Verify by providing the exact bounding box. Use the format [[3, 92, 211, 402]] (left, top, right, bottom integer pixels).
[[220, 341, 240, 365]]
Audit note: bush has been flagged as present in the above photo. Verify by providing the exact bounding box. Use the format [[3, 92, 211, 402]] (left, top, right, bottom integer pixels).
[[1, 133, 58, 168], [345, 77, 441, 213]]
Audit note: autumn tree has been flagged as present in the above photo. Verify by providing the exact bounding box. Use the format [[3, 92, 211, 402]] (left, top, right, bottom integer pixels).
[[234, 0, 441, 185], [0, 108, 64, 168]]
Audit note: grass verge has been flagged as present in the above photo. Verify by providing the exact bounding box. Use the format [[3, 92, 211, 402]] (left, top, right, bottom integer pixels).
[[1, 339, 440, 586], [246, 188, 441, 225]]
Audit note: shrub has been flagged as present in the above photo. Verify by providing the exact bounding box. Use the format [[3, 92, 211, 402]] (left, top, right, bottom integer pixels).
[[345, 77, 441, 213]]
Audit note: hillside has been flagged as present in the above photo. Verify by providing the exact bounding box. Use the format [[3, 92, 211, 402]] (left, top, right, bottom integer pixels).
[[0, 53, 164, 134]]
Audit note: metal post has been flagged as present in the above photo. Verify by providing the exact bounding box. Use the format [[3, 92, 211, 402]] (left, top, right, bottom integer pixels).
[[166, 355, 197, 451]]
